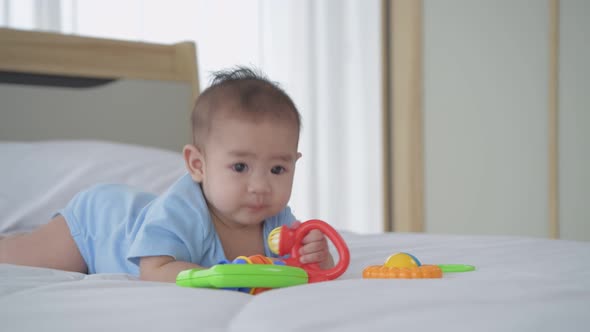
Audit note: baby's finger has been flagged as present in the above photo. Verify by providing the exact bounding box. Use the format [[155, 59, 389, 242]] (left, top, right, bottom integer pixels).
[[299, 241, 327, 255], [301, 229, 325, 244], [299, 251, 326, 264]]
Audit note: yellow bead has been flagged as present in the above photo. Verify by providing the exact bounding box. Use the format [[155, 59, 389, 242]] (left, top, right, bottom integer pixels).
[[383, 253, 420, 268]]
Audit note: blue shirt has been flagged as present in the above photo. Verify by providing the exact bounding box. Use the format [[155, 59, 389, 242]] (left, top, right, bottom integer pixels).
[[58, 174, 295, 275]]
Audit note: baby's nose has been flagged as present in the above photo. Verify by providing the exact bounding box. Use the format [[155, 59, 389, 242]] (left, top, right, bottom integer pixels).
[[247, 174, 271, 194]]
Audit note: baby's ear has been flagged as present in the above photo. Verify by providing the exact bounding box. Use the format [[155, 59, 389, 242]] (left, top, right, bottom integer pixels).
[[183, 144, 205, 182]]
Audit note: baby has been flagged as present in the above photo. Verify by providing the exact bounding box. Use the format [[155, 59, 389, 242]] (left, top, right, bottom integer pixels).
[[0, 67, 334, 282]]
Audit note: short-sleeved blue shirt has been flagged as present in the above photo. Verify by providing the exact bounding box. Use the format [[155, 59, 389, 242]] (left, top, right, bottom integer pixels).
[[58, 173, 295, 276]]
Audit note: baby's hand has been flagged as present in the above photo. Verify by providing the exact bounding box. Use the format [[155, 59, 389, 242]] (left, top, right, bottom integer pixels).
[[292, 221, 335, 270]]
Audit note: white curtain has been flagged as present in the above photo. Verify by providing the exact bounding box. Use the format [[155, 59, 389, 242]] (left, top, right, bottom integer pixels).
[[0, 0, 383, 234]]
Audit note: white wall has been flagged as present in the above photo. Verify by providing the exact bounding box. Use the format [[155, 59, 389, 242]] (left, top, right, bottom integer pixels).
[[559, 0, 590, 241], [423, 0, 589, 240], [424, 0, 550, 237]]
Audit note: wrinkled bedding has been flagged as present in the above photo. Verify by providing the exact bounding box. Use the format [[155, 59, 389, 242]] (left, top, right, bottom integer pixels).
[[2, 231, 589, 332]]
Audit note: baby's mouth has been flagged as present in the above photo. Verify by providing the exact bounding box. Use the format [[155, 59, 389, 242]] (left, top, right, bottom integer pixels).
[[246, 204, 267, 211]]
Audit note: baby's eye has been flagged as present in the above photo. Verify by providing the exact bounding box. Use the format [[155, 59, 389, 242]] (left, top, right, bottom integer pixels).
[[232, 163, 248, 173], [271, 166, 286, 175]]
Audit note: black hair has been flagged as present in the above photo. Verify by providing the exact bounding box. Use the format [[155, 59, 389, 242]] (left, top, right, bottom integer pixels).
[[190, 66, 301, 145]]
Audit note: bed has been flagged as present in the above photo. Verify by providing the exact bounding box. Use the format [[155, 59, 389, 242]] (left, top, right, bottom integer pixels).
[[1, 28, 590, 332]]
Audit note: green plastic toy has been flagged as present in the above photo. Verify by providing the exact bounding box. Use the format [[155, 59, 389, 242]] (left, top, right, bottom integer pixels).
[[176, 264, 309, 289]]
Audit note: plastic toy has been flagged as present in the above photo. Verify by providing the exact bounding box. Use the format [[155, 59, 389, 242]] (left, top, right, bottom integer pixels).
[[176, 219, 350, 293], [176, 254, 308, 294], [362, 252, 475, 279], [363, 265, 443, 279], [384, 252, 422, 268], [267, 219, 350, 283]]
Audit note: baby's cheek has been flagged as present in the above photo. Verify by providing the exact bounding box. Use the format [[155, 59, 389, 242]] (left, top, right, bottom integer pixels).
[[274, 179, 294, 201], [205, 185, 240, 213]]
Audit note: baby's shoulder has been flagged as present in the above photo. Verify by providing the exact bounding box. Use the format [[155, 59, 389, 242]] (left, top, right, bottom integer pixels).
[[154, 174, 207, 213], [142, 174, 211, 231]]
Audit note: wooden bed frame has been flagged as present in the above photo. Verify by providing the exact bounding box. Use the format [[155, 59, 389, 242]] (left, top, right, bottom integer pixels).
[[0, 28, 200, 152]]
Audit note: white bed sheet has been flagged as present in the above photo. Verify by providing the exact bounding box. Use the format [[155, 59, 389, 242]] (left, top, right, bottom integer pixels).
[[2, 231, 589, 332]]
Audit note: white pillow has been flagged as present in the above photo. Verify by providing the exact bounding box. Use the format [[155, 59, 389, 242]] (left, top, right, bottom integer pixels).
[[0, 140, 186, 234]]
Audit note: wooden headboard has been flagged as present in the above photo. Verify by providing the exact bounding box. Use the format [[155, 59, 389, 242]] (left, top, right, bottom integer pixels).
[[0, 28, 200, 152]]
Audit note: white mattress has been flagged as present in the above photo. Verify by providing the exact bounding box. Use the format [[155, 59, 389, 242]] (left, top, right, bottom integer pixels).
[[2, 231, 589, 332]]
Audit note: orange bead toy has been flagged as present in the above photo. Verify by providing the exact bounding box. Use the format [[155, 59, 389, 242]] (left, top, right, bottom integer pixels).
[[363, 252, 443, 279], [362, 265, 442, 279]]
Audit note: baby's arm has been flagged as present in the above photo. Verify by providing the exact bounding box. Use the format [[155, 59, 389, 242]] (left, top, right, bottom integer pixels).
[[139, 256, 204, 283]]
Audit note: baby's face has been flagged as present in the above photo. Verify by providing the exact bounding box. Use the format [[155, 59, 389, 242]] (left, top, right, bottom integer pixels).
[[200, 113, 300, 228]]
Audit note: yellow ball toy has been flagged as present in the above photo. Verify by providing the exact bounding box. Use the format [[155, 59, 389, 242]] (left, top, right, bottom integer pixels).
[[384, 252, 422, 268]]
